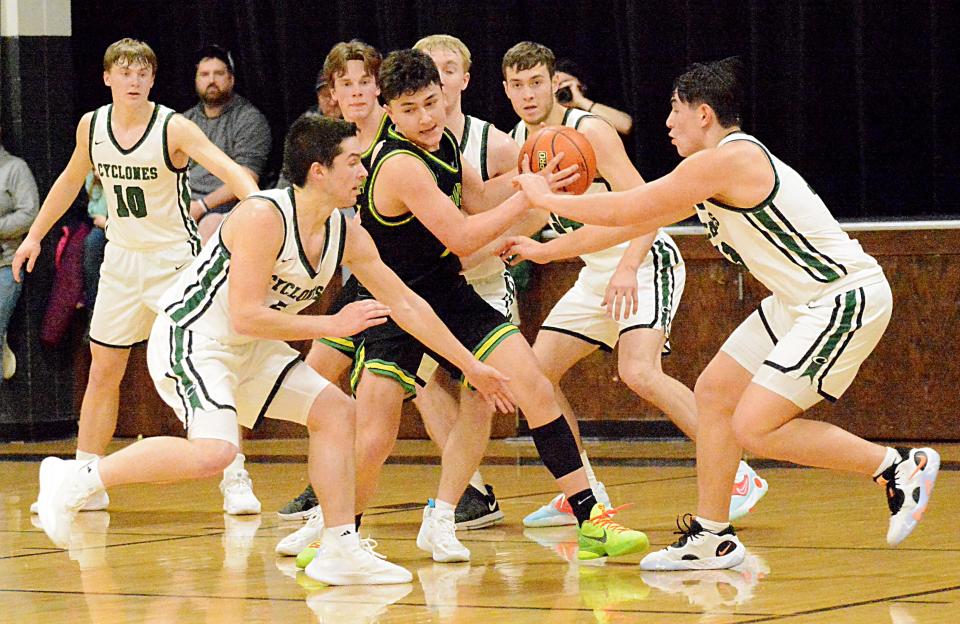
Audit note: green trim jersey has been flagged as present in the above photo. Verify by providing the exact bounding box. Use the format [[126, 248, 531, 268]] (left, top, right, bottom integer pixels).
[[695, 132, 882, 305], [355, 112, 392, 211], [360, 124, 463, 295], [460, 114, 507, 283], [159, 187, 346, 345], [89, 103, 200, 253], [510, 109, 672, 277]]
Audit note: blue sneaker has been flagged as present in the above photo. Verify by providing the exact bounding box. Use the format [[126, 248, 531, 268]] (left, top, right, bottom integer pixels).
[[728, 461, 768, 522]]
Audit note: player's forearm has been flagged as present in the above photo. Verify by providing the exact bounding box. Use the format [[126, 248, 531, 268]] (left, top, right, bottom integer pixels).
[[211, 163, 259, 207], [476, 171, 517, 211], [618, 231, 657, 271], [455, 193, 529, 256], [26, 176, 84, 242], [539, 223, 646, 261], [230, 305, 332, 341], [588, 102, 633, 135], [389, 292, 478, 373]]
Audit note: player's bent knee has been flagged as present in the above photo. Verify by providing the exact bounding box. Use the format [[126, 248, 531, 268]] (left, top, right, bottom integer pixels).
[[307, 389, 355, 433], [188, 438, 240, 477], [618, 363, 659, 398], [729, 413, 767, 455]]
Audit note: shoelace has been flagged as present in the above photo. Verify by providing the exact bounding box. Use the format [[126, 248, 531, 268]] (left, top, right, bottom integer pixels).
[[671, 513, 705, 547], [588, 504, 632, 533], [223, 470, 254, 493], [433, 514, 465, 549], [874, 461, 903, 515], [303, 508, 324, 529], [360, 537, 387, 560]]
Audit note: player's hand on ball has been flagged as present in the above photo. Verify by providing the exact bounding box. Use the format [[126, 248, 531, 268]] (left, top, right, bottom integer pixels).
[[498, 236, 550, 266], [513, 173, 552, 207], [521, 152, 580, 193], [463, 361, 515, 414], [330, 299, 391, 336], [602, 264, 639, 321]]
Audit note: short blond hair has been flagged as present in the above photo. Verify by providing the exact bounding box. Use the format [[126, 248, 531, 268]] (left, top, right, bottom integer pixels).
[[103, 38, 158, 75], [413, 34, 471, 73]]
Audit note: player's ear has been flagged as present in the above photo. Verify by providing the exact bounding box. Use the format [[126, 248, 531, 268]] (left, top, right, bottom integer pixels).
[[103, 71, 111, 87], [698, 103, 713, 128], [462, 71, 470, 91]]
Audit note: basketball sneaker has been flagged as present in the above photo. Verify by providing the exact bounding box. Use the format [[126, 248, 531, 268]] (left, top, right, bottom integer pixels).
[[276, 506, 324, 556], [37, 457, 101, 548], [304, 532, 412, 585], [31, 488, 109, 515], [640, 514, 745, 571], [277, 483, 319, 520], [455, 484, 504, 530], [417, 501, 470, 562], [2, 340, 15, 380], [220, 465, 261, 515], [875, 447, 940, 546], [295, 539, 322, 569], [577, 503, 649, 561], [728, 461, 769, 522], [523, 481, 612, 528]]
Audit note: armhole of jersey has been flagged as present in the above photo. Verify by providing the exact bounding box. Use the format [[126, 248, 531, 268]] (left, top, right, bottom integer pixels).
[[459, 115, 472, 152], [334, 208, 348, 269], [222, 194, 287, 260], [162, 111, 189, 173], [88, 109, 99, 165], [366, 150, 433, 226], [479, 122, 491, 181], [707, 139, 781, 213]]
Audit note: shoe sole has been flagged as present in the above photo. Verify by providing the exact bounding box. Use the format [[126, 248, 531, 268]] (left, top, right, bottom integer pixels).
[[277, 505, 319, 521], [37, 458, 69, 548], [888, 449, 940, 546], [578, 532, 650, 561], [224, 506, 262, 515], [523, 512, 577, 528], [304, 563, 412, 585], [639, 546, 746, 571], [456, 509, 505, 530]]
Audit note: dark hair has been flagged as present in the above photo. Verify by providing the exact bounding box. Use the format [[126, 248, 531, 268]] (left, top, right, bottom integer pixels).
[[501, 41, 555, 78], [323, 40, 382, 86], [282, 114, 358, 187], [195, 44, 235, 74], [673, 57, 745, 127], [378, 48, 441, 104]]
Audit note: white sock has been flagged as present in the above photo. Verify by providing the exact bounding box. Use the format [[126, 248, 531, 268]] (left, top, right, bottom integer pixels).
[[324, 524, 358, 546], [696, 516, 730, 533], [435, 499, 456, 516], [873, 447, 901, 479], [468, 470, 485, 493], [580, 451, 598, 488], [224, 453, 245, 475], [78, 457, 105, 493], [76, 450, 99, 462]]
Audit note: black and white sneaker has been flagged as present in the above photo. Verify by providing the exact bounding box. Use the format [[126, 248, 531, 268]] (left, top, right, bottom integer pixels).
[[875, 447, 940, 546], [640, 514, 745, 571], [455, 484, 505, 530], [277, 484, 319, 520]]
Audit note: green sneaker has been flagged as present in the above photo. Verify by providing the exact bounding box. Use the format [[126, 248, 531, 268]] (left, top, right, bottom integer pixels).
[[577, 503, 649, 561], [278, 484, 319, 520], [296, 540, 322, 569]]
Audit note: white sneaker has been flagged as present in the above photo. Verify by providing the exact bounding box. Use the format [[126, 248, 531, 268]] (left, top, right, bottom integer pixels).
[[728, 461, 768, 521], [592, 481, 612, 508], [876, 447, 940, 546], [37, 457, 99, 548], [276, 507, 325, 556], [2, 340, 15, 380], [220, 468, 261, 515], [304, 532, 412, 585], [640, 514, 745, 571], [306, 583, 412, 622], [416, 503, 470, 563], [31, 488, 108, 515]]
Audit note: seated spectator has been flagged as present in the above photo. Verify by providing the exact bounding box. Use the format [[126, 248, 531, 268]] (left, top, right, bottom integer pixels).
[[184, 44, 270, 242], [555, 58, 634, 135], [313, 73, 342, 118], [83, 171, 107, 311], [0, 129, 39, 382]]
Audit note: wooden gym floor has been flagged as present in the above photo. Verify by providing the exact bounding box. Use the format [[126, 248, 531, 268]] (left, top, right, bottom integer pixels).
[[0, 438, 957, 623]]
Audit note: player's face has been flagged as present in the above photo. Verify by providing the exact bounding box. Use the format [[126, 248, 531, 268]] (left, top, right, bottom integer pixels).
[[385, 83, 446, 151], [666, 92, 707, 157], [323, 135, 367, 205], [195, 58, 235, 105], [426, 48, 469, 115], [503, 64, 557, 125], [103, 61, 155, 106], [317, 86, 341, 118], [331, 60, 381, 124]]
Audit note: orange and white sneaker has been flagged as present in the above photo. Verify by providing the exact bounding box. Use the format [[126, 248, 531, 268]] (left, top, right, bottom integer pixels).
[[728, 461, 768, 522], [640, 514, 745, 571], [876, 447, 940, 546]]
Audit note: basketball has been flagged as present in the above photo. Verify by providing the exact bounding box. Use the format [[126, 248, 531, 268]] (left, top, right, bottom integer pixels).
[[518, 126, 597, 195]]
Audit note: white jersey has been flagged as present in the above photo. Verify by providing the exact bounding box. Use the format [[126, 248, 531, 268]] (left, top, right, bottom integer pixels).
[[460, 114, 508, 283], [695, 132, 883, 306], [511, 108, 674, 279], [159, 187, 347, 345], [89, 103, 200, 253]]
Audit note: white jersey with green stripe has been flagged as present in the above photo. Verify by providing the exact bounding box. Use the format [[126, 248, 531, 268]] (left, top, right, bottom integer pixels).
[[510, 108, 672, 277], [90, 103, 200, 253], [159, 187, 347, 345], [695, 132, 883, 305], [460, 114, 507, 283]]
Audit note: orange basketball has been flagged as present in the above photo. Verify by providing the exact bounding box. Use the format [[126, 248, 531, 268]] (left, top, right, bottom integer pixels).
[[518, 125, 597, 195]]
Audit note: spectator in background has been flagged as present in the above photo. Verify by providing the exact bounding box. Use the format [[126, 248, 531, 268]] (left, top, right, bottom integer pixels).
[[83, 171, 107, 310], [0, 129, 39, 382], [555, 58, 634, 135], [184, 45, 270, 242], [313, 73, 342, 118]]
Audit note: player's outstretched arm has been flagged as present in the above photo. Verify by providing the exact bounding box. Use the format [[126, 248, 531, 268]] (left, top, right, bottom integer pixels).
[[169, 115, 259, 203], [343, 220, 515, 413], [12, 114, 94, 282]]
